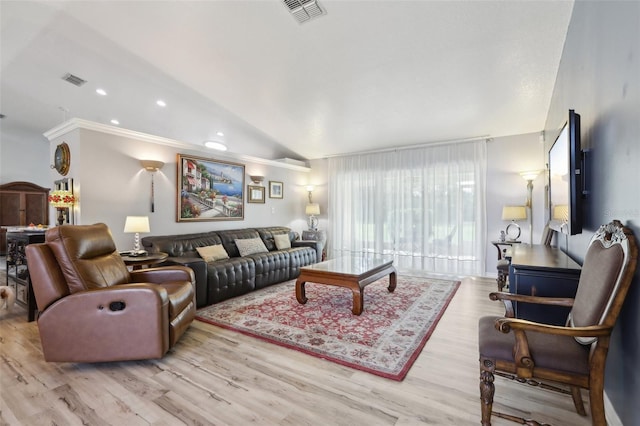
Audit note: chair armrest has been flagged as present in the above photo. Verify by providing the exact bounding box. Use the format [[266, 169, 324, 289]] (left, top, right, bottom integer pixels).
[[493, 317, 612, 376], [159, 257, 207, 308], [489, 291, 575, 307], [494, 317, 612, 338], [489, 291, 574, 319], [37, 284, 170, 362], [130, 266, 194, 284]]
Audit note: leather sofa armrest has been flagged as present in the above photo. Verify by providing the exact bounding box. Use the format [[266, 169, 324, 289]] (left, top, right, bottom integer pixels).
[[130, 266, 194, 285], [159, 257, 208, 308], [37, 284, 170, 362], [292, 240, 322, 262]]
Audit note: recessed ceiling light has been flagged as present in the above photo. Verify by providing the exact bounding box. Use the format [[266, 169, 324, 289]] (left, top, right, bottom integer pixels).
[[110, 119, 120, 125], [156, 100, 166, 107], [216, 131, 224, 137], [96, 88, 107, 96], [205, 141, 227, 151]]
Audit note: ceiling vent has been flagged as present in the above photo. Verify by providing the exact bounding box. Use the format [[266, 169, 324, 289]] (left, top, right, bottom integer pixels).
[[283, 0, 325, 24], [62, 73, 87, 87]]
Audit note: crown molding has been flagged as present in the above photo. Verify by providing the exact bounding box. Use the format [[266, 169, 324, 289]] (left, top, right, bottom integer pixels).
[[43, 118, 311, 172]]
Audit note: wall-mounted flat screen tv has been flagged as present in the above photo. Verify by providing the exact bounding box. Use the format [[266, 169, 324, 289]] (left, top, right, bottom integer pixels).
[[548, 109, 583, 235]]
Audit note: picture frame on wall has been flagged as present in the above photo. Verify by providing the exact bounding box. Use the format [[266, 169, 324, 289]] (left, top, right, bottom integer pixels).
[[177, 154, 245, 222], [269, 181, 284, 199], [248, 185, 266, 203]]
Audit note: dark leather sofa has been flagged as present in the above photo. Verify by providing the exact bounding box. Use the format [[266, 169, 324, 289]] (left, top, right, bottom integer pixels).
[[142, 226, 320, 308]]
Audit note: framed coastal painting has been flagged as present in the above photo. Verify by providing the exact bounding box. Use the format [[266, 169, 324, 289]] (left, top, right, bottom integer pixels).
[[269, 181, 283, 199], [177, 154, 245, 221]]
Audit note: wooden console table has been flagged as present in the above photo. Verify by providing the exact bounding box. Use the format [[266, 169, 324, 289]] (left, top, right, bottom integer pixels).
[[508, 244, 582, 325]]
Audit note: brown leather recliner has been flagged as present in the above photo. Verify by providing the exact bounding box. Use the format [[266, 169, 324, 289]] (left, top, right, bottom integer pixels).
[[25, 223, 196, 363]]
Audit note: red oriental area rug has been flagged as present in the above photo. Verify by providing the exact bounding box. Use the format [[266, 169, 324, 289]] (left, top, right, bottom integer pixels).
[[195, 275, 460, 381]]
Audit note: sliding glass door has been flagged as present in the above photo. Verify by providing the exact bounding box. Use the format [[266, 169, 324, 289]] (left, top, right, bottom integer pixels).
[[328, 140, 486, 275]]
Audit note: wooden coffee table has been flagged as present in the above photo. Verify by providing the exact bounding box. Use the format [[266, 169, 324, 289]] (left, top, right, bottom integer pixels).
[[295, 255, 397, 315]]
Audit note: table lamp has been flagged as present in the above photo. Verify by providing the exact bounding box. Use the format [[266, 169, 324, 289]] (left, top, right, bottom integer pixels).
[[123, 216, 150, 255], [306, 203, 320, 231], [501, 205, 527, 242], [48, 190, 76, 226]]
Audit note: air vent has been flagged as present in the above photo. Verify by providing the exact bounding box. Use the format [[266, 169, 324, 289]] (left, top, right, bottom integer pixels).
[[283, 0, 325, 24], [62, 73, 87, 87]]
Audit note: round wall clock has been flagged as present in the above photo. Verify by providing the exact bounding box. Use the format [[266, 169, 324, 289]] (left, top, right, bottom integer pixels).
[[53, 142, 70, 176]]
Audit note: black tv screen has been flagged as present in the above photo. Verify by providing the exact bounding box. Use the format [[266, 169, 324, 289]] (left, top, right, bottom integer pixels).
[[548, 109, 582, 235]]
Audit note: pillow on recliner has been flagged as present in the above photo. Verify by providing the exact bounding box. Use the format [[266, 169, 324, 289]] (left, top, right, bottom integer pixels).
[[235, 238, 268, 257], [274, 234, 291, 250], [196, 244, 229, 262]]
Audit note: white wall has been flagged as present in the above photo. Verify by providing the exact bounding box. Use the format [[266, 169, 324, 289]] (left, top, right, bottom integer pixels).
[[0, 126, 50, 187], [45, 125, 311, 250], [485, 132, 547, 275]]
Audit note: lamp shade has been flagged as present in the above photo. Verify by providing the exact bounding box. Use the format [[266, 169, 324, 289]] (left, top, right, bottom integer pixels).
[[305, 203, 320, 216], [553, 204, 569, 221], [123, 216, 150, 233], [520, 170, 541, 181], [48, 190, 76, 208], [502, 206, 527, 221]]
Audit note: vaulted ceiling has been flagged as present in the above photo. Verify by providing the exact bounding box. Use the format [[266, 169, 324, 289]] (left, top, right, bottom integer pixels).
[[1, 1, 573, 161]]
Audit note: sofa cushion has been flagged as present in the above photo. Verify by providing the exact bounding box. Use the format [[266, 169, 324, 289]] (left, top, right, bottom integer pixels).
[[218, 229, 261, 257], [196, 245, 229, 262], [235, 238, 269, 257], [274, 233, 292, 250]]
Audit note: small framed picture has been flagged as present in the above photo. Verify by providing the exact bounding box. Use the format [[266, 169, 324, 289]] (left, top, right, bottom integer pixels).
[[248, 185, 265, 203], [269, 181, 283, 199]]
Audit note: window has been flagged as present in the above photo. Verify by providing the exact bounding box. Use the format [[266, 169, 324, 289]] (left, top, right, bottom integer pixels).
[[328, 140, 486, 275]]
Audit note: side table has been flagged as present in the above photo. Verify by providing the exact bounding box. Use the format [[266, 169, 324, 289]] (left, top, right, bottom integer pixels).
[[302, 229, 327, 261], [120, 252, 168, 270], [491, 240, 521, 291]]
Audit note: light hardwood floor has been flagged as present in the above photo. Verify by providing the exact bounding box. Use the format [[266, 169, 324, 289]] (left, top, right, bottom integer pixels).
[[0, 273, 592, 426]]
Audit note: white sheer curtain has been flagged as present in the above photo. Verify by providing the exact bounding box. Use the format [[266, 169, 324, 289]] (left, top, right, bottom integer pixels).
[[328, 140, 487, 275]]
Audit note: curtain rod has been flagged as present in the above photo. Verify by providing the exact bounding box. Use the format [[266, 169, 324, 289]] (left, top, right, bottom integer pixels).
[[323, 135, 492, 159]]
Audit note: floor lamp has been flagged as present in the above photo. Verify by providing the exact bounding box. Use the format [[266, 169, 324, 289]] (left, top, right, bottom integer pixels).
[[520, 170, 541, 245]]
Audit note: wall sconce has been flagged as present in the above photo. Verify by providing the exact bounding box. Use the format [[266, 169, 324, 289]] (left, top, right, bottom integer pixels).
[[501, 205, 527, 242], [123, 215, 150, 255], [306, 203, 320, 231], [250, 175, 265, 185], [140, 160, 164, 172], [306, 185, 315, 204], [519, 170, 541, 244], [48, 190, 76, 226], [140, 160, 164, 213], [520, 170, 540, 208]]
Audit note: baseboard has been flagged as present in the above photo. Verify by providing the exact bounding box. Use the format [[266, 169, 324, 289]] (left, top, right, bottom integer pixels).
[[604, 391, 623, 426]]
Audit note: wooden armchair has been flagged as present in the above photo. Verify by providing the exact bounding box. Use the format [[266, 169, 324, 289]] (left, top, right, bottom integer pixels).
[[478, 220, 638, 425]]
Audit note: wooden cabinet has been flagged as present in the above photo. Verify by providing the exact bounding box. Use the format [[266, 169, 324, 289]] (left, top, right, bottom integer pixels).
[[6, 231, 45, 321], [508, 244, 582, 325], [1, 181, 50, 255]]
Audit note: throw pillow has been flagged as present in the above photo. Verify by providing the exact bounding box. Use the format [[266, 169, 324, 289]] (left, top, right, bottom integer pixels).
[[196, 245, 229, 262], [235, 238, 269, 257], [274, 233, 291, 250]]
